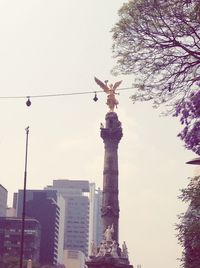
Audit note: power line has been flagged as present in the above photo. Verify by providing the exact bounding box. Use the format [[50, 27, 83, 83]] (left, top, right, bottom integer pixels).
[[0, 86, 134, 99]]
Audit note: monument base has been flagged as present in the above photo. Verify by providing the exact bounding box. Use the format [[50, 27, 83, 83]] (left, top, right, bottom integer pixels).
[[86, 228, 133, 268], [86, 255, 134, 268]]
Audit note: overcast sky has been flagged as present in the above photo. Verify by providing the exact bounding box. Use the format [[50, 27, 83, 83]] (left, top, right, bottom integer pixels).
[[0, 1, 197, 267]]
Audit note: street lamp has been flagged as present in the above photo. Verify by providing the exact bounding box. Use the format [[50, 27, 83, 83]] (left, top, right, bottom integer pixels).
[[186, 157, 200, 165], [19, 126, 30, 268]]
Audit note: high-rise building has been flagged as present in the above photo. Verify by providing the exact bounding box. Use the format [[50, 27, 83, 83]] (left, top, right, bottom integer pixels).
[[89, 183, 102, 254], [45, 179, 90, 256], [0, 217, 41, 262], [0, 185, 7, 217], [14, 189, 65, 266], [15, 189, 58, 217]]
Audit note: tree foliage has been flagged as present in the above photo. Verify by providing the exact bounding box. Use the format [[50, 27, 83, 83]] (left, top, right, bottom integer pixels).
[[112, 0, 200, 108], [176, 176, 200, 268], [173, 89, 200, 154]]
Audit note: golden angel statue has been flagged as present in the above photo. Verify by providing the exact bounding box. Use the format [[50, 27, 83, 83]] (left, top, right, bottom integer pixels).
[[94, 77, 122, 112]]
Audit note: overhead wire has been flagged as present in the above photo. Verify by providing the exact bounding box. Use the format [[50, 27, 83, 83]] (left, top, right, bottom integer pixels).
[[0, 86, 134, 99]]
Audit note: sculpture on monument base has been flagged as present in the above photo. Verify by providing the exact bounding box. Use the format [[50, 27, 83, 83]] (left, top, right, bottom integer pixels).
[[89, 224, 131, 263], [94, 77, 122, 112], [111, 240, 119, 258], [104, 224, 114, 242], [122, 241, 129, 260], [90, 240, 97, 257]]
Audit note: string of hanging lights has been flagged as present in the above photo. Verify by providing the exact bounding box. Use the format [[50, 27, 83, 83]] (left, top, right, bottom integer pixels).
[[0, 86, 134, 107]]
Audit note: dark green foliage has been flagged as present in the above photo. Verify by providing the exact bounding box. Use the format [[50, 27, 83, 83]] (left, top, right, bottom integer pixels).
[[173, 90, 200, 155], [177, 176, 200, 268]]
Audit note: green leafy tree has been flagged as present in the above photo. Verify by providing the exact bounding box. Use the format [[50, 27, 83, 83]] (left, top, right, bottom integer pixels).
[[112, 0, 200, 108], [177, 176, 200, 268]]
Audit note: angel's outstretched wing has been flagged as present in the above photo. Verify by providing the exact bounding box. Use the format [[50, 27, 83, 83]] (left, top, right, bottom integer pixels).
[[94, 77, 109, 93], [113, 80, 122, 90]]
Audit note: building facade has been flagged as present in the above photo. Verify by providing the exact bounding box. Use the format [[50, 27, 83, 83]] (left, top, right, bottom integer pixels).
[[45, 179, 90, 256], [0, 217, 40, 262], [63, 249, 85, 268], [14, 189, 65, 266], [0, 185, 7, 217], [89, 183, 102, 255]]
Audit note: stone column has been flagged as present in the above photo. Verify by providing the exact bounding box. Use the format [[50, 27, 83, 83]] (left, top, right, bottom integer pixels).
[[86, 111, 134, 268], [100, 112, 122, 242]]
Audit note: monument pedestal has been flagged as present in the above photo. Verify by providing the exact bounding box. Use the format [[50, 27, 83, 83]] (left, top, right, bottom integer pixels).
[[86, 231, 134, 268], [86, 255, 134, 268]]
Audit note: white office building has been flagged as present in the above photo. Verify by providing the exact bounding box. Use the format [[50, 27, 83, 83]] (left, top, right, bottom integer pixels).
[[45, 180, 90, 256], [63, 249, 85, 268], [89, 183, 102, 255]]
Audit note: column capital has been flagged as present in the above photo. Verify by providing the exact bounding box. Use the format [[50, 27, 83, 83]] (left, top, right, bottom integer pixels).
[[100, 112, 123, 143], [101, 128, 122, 144]]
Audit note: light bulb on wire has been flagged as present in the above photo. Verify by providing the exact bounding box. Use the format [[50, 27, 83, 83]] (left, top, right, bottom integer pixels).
[[93, 92, 98, 102], [26, 97, 31, 107]]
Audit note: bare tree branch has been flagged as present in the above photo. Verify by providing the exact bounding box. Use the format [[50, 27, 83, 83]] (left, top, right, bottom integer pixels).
[[112, 0, 200, 110]]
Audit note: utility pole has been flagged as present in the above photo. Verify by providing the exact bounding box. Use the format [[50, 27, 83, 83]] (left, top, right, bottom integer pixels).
[[19, 126, 30, 268]]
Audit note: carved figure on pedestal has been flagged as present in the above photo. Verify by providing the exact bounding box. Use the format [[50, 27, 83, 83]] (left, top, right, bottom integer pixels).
[[122, 241, 129, 259], [104, 224, 114, 242], [96, 241, 106, 257], [90, 240, 97, 256], [111, 240, 119, 258]]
